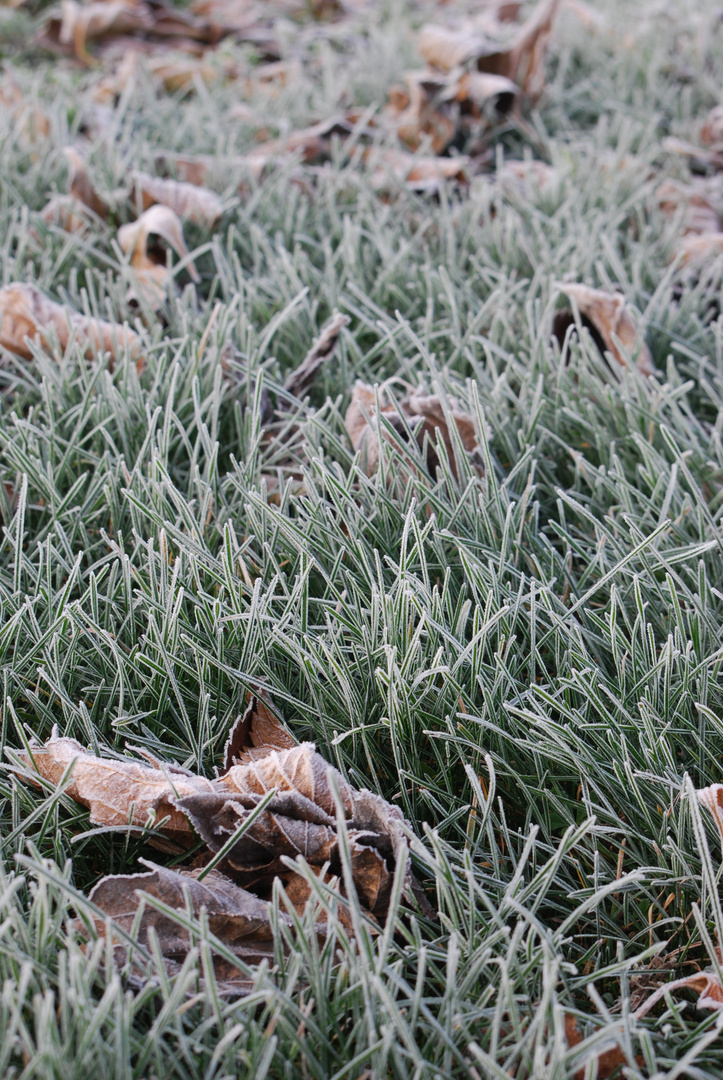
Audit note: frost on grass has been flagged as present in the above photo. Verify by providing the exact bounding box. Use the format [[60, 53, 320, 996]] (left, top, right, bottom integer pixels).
[[5, 0, 723, 1075]]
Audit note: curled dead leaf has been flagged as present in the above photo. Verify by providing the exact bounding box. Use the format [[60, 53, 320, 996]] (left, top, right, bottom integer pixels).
[[366, 148, 470, 195], [345, 379, 481, 477], [39, 195, 97, 235], [564, 1014, 642, 1078], [553, 283, 654, 377], [57, 0, 154, 63], [678, 233, 723, 265], [283, 312, 350, 400], [0, 283, 142, 369], [14, 729, 212, 834], [419, 0, 560, 97], [700, 105, 723, 147], [129, 171, 223, 228], [662, 136, 723, 172], [118, 203, 200, 309], [87, 860, 284, 994], [222, 694, 296, 772], [634, 969, 723, 1018], [46, 0, 224, 62], [11, 705, 433, 935], [656, 178, 721, 236]]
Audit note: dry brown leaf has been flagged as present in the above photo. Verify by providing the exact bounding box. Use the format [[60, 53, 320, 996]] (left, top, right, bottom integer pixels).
[[345, 379, 480, 477], [0, 283, 142, 368], [662, 135, 723, 172], [87, 860, 283, 993], [63, 146, 111, 216], [419, 0, 560, 97], [449, 70, 518, 116], [242, 116, 356, 179], [14, 730, 211, 833], [145, 54, 220, 93], [153, 117, 355, 189], [129, 171, 223, 228], [387, 68, 516, 153], [222, 694, 297, 772], [700, 105, 723, 147], [366, 148, 469, 195], [679, 233, 723, 265], [56, 0, 154, 62], [565, 1014, 642, 1078], [634, 969, 723, 1018], [39, 195, 97, 235], [220, 743, 355, 817], [10, 712, 436, 993], [118, 203, 200, 309], [45, 0, 224, 62], [38, 149, 111, 235], [283, 312, 350, 400], [656, 178, 720, 236], [553, 283, 654, 377], [387, 73, 457, 154], [499, 158, 559, 191]]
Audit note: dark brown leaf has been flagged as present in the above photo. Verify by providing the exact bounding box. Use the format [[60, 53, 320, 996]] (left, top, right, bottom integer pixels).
[[283, 312, 350, 400], [221, 694, 296, 773], [88, 860, 282, 993], [345, 379, 482, 477]]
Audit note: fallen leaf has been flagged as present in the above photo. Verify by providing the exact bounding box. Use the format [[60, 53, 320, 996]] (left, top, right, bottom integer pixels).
[[117, 203, 200, 309], [678, 233, 723, 265], [366, 148, 470, 195], [283, 312, 350, 400], [662, 135, 723, 172], [222, 694, 297, 772], [87, 860, 284, 993], [419, 0, 560, 97], [12, 718, 432, 925], [55, 0, 154, 63], [39, 195, 98, 235], [64, 147, 111, 218], [700, 105, 723, 147], [387, 73, 457, 154], [144, 54, 220, 93], [45, 0, 224, 62], [553, 283, 654, 376], [241, 116, 357, 179], [220, 743, 354, 817], [698, 783, 723, 853], [387, 68, 516, 153], [129, 171, 223, 228], [448, 70, 518, 117], [345, 380, 481, 477], [564, 1014, 641, 1078], [0, 283, 142, 368], [629, 951, 680, 1012], [499, 158, 559, 191], [634, 970, 723, 1018], [14, 729, 211, 833], [656, 178, 720, 236]]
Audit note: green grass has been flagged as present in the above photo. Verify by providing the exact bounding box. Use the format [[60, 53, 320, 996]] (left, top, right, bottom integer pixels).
[[3, 0, 723, 1075]]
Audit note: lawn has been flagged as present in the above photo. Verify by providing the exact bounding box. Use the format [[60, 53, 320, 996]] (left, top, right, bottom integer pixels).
[[2, 0, 723, 1076]]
